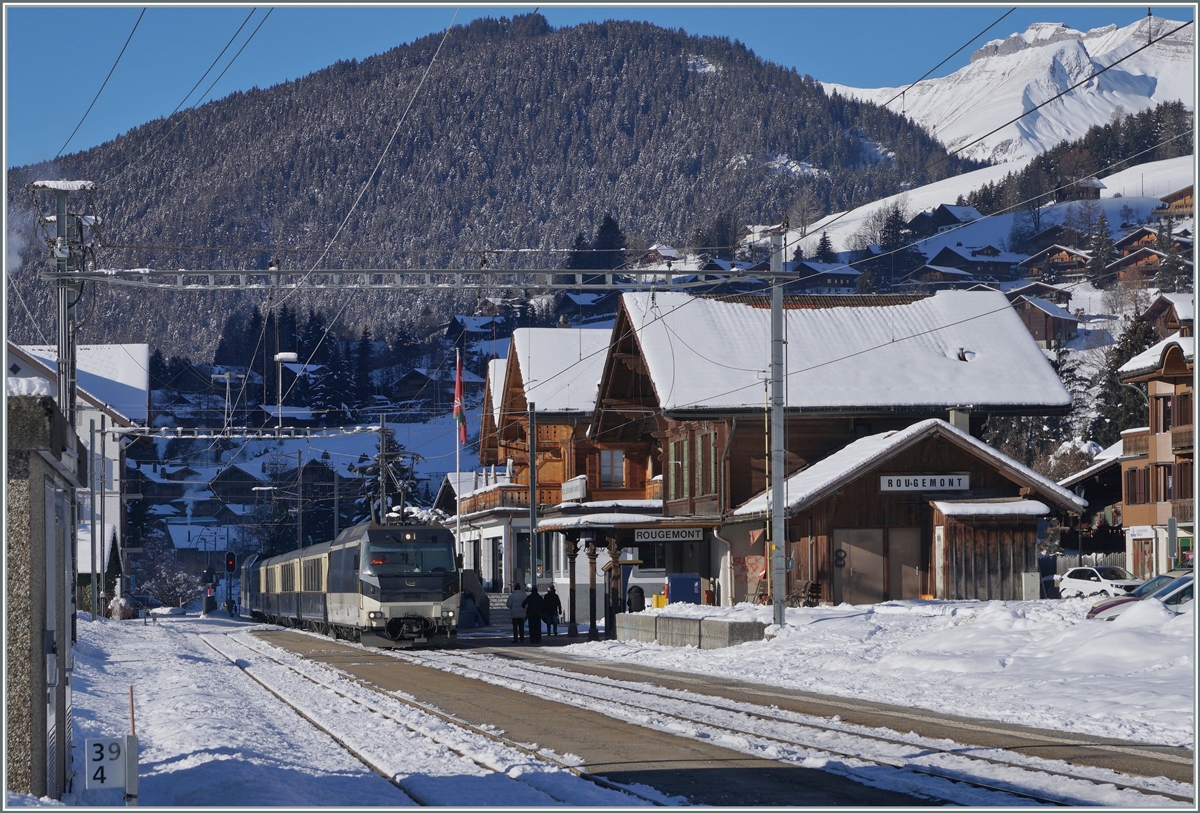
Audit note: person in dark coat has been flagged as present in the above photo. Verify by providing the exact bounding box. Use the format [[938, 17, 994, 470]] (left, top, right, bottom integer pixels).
[[507, 584, 527, 643], [522, 584, 544, 643], [543, 584, 563, 636]]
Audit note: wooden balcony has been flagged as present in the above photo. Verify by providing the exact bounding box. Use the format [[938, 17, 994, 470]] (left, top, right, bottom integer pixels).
[[1171, 423, 1193, 453], [459, 483, 561, 515], [1122, 429, 1150, 458], [1172, 499, 1194, 524]]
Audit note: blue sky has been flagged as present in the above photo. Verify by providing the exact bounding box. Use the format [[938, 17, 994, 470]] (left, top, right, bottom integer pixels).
[[4, 5, 1192, 169]]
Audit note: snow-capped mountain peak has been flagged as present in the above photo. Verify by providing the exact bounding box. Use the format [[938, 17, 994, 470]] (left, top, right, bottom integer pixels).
[[821, 16, 1193, 164]]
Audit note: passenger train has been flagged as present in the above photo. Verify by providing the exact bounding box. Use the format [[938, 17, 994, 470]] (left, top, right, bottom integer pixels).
[[242, 521, 460, 647]]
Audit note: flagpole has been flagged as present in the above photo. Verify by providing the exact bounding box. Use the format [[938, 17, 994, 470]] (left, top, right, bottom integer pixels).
[[455, 348, 463, 562]]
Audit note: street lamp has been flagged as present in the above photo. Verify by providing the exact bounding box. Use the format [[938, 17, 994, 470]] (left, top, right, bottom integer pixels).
[[273, 352, 298, 429]]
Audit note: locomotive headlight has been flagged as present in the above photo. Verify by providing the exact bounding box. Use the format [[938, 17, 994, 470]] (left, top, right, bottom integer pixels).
[[368, 611, 384, 619], [442, 609, 455, 618]]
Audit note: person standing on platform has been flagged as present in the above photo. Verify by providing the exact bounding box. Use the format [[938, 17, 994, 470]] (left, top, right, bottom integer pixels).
[[543, 584, 563, 636], [522, 584, 544, 644], [507, 584, 527, 643]]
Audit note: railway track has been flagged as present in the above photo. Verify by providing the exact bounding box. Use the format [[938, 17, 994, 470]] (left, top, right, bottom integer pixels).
[[200, 633, 663, 806], [387, 648, 1195, 808]]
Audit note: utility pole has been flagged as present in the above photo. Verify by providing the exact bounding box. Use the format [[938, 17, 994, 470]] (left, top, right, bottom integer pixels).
[[377, 412, 388, 524], [769, 229, 787, 628], [296, 450, 303, 549], [528, 402, 538, 590], [89, 420, 99, 620]]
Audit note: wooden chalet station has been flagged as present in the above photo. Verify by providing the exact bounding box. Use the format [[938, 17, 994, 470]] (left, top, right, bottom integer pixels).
[[447, 290, 1086, 618]]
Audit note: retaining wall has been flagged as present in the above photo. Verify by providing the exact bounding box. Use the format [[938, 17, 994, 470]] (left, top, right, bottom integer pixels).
[[614, 612, 766, 649]]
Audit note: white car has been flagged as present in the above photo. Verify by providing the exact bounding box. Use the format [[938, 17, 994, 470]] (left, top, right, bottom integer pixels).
[[1056, 566, 1142, 598]]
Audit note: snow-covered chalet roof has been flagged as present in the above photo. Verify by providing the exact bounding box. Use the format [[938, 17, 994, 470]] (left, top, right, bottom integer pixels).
[[487, 358, 508, 424], [1059, 439, 1123, 489], [1018, 297, 1079, 322], [933, 499, 1050, 517], [17, 343, 150, 423], [732, 418, 1085, 518], [1118, 332, 1194, 378], [619, 290, 1070, 412], [512, 327, 611, 413]]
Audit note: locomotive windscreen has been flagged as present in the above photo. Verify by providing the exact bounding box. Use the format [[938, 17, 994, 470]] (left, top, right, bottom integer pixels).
[[362, 532, 455, 576]]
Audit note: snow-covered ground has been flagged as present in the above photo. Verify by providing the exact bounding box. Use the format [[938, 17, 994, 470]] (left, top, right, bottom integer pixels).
[[9, 593, 1190, 807]]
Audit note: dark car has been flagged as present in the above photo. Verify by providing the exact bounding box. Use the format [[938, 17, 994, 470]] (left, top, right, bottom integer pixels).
[[127, 594, 163, 612]]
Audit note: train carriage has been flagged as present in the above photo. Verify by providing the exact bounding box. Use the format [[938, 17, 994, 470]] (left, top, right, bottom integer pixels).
[[243, 521, 459, 648]]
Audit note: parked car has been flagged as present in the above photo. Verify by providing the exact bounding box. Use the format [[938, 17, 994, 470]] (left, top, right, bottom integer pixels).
[[1056, 566, 1142, 598], [1084, 570, 1186, 617], [1087, 574, 1193, 620], [127, 594, 163, 612]]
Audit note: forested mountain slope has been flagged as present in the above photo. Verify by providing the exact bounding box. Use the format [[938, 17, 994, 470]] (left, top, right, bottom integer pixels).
[[7, 13, 975, 358]]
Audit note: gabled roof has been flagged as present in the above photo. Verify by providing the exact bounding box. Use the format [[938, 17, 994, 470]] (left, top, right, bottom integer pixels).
[[1105, 246, 1165, 269], [732, 418, 1085, 519], [511, 327, 611, 414], [1145, 293, 1194, 325], [1059, 439, 1123, 489], [1017, 244, 1091, 266], [1005, 281, 1071, 302], [617, 290, 1070, 413], [11, 342, 150, 424], [1113, 226, 1159, 248], [1118, 332, 1195, 379], [1013, 296, 1079, 322]]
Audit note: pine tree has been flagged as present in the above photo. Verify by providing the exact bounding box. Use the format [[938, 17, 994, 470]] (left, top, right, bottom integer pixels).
[[591, 213, 628, 270], [1086, 211, 1114, 289], [562, 232, 591, 270], [814, 231, 837, 264], [353, 327, 374, 409], [1088, 316, 1158, 447]]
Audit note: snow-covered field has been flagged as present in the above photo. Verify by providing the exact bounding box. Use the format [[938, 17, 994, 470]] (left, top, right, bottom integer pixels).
[[8, 594, 1191, 807]]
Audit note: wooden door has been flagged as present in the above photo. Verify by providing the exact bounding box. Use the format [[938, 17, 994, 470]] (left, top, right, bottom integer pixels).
[[833, 529, 885, 605], [888, 528, 922, 600]]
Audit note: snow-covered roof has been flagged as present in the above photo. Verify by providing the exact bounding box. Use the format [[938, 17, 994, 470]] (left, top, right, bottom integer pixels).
[[620, 290, 1070, 412], [1059, 439, 1123, 489], [933, 499, 1050, 517], [1118, 332, 1195, 378], [550, 499, 663, 511], [536, 513, 700, 532], [732, 418, 1085, 518], [512, 327, 611, 413], [939, 204, 983, 221], [282, 362, 324, 376], [1018, 297, 1079, 322], [17, 343, 150, 423], [257, 406, 315, 420], [167, 525, 237, 550], [647, 243, 681, 259], [1159, 293, 1194, 323], [77, 524, 117, 573], [487, 358, 508, 425]]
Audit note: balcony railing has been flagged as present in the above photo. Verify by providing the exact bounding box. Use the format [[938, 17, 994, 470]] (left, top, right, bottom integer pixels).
[[459, 484, 561, 515], [1172, 499, 1194, 524], [1171, 423, 1193, 453], [1122, 430, 1150, 458]]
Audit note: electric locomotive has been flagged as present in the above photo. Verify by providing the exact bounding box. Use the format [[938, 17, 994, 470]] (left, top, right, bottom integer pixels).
[[242, 521, 460, 647]]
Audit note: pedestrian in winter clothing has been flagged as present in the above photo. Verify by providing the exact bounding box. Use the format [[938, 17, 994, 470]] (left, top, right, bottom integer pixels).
[[507, 585, 527, 642], [522, 585, 545, 643], [543, 584, 563, 635]]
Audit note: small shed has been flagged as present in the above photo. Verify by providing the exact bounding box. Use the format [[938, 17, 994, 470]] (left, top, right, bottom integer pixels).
[[1010, 295, 1080, 349], [726, 419, 1085, 604]]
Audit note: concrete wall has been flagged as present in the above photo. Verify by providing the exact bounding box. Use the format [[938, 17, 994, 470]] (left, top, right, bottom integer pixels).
[[614, 612, 766, 649], [6, 395, 82, 799]]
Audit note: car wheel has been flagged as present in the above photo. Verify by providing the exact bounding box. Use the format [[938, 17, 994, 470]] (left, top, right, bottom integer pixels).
[[1099, 590, 1112, 597]]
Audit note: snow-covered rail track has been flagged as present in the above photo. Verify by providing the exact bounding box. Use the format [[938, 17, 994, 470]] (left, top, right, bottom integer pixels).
[[392, 649, 1195, 808], [201, 633, 659, 806]]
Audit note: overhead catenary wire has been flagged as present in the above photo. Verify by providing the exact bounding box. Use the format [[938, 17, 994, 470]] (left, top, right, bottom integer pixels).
[[55, 8, 146, 160]]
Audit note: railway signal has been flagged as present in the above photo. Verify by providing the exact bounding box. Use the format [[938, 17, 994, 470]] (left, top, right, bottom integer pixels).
[[225, 552, 237, 573]]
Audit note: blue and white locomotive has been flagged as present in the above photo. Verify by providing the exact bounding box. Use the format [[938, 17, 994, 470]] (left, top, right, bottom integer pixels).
[[242, 521, 460, 647]]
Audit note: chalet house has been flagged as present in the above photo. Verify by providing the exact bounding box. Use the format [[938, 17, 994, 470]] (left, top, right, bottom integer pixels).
[[1118, 331, 1194, 575], [391, 365, 485, 406], [1009, 296, 1080, 349], [1004, 281, 1073, 307], [439, 314, 510, 344], [1152, 184, 1193, 218], [926, 244, 1023, 279], [1016, 244, 1090, 280], [638, 243, 681, 265], [906, 204, 982, 238], [790, 260, 861, 293], [553, 290, 621, 324], [1105, 247, 1168, 285], [457, 327, 641, 617], [1054, 176, 1104, 203], [897, 264, 977, 290], [1059, 440, 1126, 555], [1143, 293, 1194, 340], [1028, 223, 1084, 252], [1114, 226, 1160, 257], [579, 290, 1074, 605]]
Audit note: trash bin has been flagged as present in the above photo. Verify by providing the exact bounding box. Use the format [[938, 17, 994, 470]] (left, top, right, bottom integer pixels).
[[202, 594, 217, 615], [627, 584, 646, 612], [666, 573, 702, 605]]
